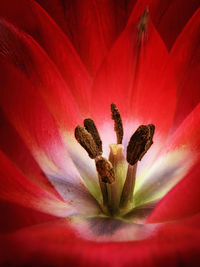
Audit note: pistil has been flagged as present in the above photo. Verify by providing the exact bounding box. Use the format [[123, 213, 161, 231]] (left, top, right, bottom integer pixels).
[[108, 144, 127, 215]]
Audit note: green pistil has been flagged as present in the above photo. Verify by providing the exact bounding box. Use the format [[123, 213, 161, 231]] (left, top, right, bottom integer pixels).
[[74, 104, 155, 217]]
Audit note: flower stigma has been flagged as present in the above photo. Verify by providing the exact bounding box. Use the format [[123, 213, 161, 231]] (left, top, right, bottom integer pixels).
[[75, 104, 155, 218]]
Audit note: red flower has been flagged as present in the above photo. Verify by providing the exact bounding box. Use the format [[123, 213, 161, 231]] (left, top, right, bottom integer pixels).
[[0, 0, 200, 266]]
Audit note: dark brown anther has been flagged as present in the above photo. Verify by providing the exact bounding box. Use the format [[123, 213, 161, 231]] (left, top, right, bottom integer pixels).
[[148, 124, 155, 136], [74, 126, 99, 159], [111, 103, 123, 144], [126, 124, 155, 165], [139, 124, 155, 159], [96, 157, 115, 184], [84, 118, 102, 154]]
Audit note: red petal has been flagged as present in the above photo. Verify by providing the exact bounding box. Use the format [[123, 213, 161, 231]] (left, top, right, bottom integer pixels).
[[59, 0, 122, 75], [153, 0, 200, 50], [0, 58, 69, 174], [35, 0, 134, 75], [170, 8, 200, 129], [36, 0, 137, 38], [0, 19, 81, 130], [147, 161, 200, 223], [0, 151, 69, 217], [168, 103, 200, 152], [0, 200, 57, 234], [0, 109, 61, 199], [0, 0, 92, 112], [0, 215, 199, 267]]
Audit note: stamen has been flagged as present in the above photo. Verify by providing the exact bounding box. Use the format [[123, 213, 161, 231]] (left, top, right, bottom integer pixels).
[[126, 124, 155, 166], [120, 124, 155, 208], [74, 126, 99, 159], [84, 118, 102, 154], [95, 157, 115, 184], [111, 103, 124, 144], [97, 174, 108, 206], [120, 163, 137, 208]]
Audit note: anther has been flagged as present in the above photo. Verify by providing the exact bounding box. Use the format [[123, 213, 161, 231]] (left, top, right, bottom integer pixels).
[[126, 124, 155, 165], [74, 126, 99, 159], [139, 124, 155, 160], [111, 103, 124, 144], [84, 118, 102, 154], [95, 157, 115, 184]]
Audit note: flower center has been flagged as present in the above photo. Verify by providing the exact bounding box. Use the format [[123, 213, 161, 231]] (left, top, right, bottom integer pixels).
[[75, 104, 155, 217]]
